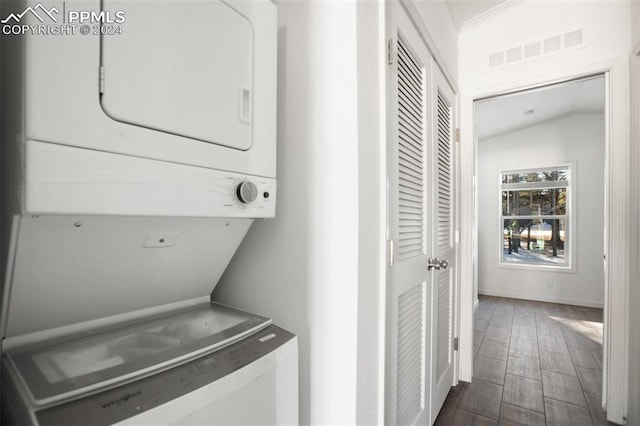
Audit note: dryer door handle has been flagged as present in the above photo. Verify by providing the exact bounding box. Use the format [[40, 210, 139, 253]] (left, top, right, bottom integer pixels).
[[240, 86, 252, 124]]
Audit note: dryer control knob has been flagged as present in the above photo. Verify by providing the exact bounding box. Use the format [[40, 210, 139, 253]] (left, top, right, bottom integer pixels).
[[236, 181, 259, 204]]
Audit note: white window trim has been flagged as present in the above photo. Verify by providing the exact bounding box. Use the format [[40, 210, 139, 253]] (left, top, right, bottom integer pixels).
[[497, 163, 576, 273]]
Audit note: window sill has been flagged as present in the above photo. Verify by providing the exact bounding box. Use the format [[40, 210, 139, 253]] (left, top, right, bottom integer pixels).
[[496, 261, 576, 274]]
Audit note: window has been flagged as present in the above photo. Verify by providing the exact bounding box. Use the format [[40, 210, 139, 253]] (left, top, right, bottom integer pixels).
[[500, 166, 571, 268]]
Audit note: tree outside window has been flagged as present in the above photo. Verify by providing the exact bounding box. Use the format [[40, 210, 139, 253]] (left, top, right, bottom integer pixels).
[[500, 167, 570, 268]]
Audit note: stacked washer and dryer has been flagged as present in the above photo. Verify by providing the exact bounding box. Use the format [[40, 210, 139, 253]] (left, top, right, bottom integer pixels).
[[0, 0, 297, 424]]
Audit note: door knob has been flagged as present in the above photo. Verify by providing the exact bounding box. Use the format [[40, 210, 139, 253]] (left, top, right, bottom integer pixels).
[[428, 257, 441, 270], [428, 257, 448, 270]]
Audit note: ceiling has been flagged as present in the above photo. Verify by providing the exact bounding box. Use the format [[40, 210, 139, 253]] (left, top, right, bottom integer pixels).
[[475, 76, 606, 140], [443, 0, 509, 31]]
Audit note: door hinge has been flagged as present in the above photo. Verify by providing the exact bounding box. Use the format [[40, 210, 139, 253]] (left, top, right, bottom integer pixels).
[[453, 337, 459, 351], [387, 39, 394, 65], [99, 66, 105, 94], [455, 128, 460, 143], [388, 239, 394, 266]]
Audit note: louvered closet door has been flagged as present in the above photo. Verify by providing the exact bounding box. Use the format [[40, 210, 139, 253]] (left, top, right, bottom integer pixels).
[[429, 65, 456, 422], [385, 3, 433, 425]]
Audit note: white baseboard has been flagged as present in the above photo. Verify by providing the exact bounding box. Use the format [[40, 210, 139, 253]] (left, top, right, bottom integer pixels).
[[474, 298, 480, 311], [477, 289, 604, 309]]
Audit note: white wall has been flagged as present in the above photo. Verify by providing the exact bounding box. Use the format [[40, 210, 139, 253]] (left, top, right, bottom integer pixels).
[[355, 0, 386, 424], [214, 1, 359, 424], [459, 1, 631, 94], [632, 0, 640, 48], [214, 0, 459, 424], [477, 113, 605, 307], [412, 0, 459, 86]]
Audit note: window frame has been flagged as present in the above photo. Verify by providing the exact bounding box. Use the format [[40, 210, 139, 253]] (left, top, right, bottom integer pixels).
[[497, 164, 575, 272]]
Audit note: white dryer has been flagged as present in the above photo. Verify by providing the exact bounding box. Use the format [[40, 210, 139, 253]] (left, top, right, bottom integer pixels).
[[2, 0, 277, 218]]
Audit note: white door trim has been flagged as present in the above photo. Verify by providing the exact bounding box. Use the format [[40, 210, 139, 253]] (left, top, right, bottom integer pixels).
[[628, 44, 640, 426], [459, 56, 630, 424]]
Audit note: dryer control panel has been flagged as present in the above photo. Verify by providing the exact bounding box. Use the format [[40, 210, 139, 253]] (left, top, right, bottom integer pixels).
[[25, 141, 277, 218]]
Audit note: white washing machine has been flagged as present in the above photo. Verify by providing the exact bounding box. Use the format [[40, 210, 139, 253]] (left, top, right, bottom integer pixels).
[[0, 0, 297, 424], [2, 303, 298, 425]]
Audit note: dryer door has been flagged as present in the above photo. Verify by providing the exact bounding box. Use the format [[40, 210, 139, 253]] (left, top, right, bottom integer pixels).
[[100, 0, 253, 150]]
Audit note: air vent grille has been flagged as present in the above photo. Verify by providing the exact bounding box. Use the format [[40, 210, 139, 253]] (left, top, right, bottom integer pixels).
[[489, 29, 584, 69]]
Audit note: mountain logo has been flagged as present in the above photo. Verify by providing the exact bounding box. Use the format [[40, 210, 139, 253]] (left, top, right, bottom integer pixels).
[[1, 3, 59, 24]]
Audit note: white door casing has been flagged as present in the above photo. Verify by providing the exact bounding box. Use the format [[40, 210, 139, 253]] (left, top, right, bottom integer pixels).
[[460, 58, 631, 423]]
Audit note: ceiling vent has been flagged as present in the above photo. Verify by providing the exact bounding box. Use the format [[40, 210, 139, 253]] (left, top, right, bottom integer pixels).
[[489, 51, 505, 67], [489, 29, 584, 69], [563, 30, 583, 48], [505, 47, 522, 63], [523, 42, 541, 59], [543, 36, 562, 53]]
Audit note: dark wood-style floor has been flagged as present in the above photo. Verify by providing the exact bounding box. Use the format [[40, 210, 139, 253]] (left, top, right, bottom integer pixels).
[[435, 295, 613, 425]]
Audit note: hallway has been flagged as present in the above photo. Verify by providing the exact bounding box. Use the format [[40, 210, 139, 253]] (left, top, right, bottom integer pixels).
[[435, 295, 610, 425]]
